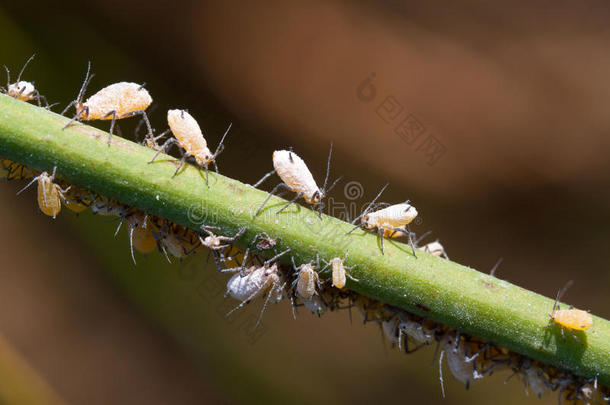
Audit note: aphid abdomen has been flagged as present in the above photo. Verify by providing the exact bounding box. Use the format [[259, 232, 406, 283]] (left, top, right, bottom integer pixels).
[[554, 309, 593, 331], [296, 265, 317, 299], [444, 335, 472, 387], [37, 177, 61, 218], [272, 150, 319, 201], [399, 320, 432, 345], [8, 81, 36, 101], [227, 268, 270, 301], [85, 82, 152, 120], [331, 260, 346, 289]]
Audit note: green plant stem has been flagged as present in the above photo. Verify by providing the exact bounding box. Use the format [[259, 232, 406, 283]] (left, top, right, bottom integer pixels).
[[0, 93, 608, 386]]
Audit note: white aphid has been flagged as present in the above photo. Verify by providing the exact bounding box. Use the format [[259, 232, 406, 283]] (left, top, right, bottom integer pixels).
[[224, 248, 290, 327], [273, 150, 320, 204], [253, 144, 340, 217], [362, 203, 418, 238], [2, 55, 46, 106], [441, 333, 473, 389], [418, 240, 448, 259], [7, 81, 36, 101], [227, 265, 280, 302], [347, 184, 419, 255], [63, 62, 153, 144]]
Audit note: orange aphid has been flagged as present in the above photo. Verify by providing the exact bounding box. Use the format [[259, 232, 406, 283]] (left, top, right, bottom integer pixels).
[[63, 187, 92, 213], [63, 62, 153, 145], [547, 281, 593, 341], [17, 167, 69, 219]]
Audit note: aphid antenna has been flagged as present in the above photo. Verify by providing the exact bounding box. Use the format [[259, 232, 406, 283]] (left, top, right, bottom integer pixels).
[[128, 226, 137, 265], [553, 280, 574, 312], [211, 122, 232, 165], [220, 248, 250, 273], [62, 61, 94, 117], [2, 65, 9, 91], [16, 54, 36, 83], [263, 248, 291, 268], [414, 230, 433, 246], [438, 349, 446, 398], [489, 257, 504, 277], [466, 342, 490, 363], [345, 183, 389, 234]]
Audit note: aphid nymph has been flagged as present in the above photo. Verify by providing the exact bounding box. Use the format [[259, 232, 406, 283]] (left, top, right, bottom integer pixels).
[[16, 166, 70, 219], [253, 143, 342, 218], [2, 54, 47, 107], [347, 184, 418, 256], [546, 280, 593, 342], [62, 62, 153, 145], [150, 109, 231, 183], [321, 252, 358, 289]]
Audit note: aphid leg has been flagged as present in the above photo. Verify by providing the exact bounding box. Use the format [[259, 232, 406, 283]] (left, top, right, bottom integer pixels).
[[253, 169, 276, 188], [60, 100, 76, 116], [211, 123, 232, 167], [389, 226, 417, 257], [568, 329, 582, 343], [102, 110, 119, 145], [2, 65, 9, 91], [16, 173, 41, 195], [489, 257, 503, 277], [128, 226, 137, 265], [63, 105, 89, 130], [149, 137, 179, 163], [254, 183, 291, 217], [378, 227, 385, 254], [120, 109, 154, 141], [173, 153, 189, 177], [255, 282, 277, 328], [263, 248, 291, 268], [466, 342, 489, 363], [276, 192, 304, 215], [220, 248, 249, 273], [438, 349, 446, 398]]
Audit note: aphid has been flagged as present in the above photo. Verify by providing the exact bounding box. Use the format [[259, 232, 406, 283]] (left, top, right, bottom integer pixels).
[[2, 55, 47, 106], [321, 253, 358, 289], [199, 225, 247, 251], [546, 280, 593, 342], [291, 256, 323, 300], [381, 316, 400, 345], [62, 62, 153, 145], [224, 248, 291, 327], [16, 166, 70, 219], [63, 186, 92, 213], [253, 143, 341, 218], [90, 197, 129, 217], [440, 333, 473, 391], [347, 184, 418, 255], [520, 359, 548, 398], [0, 159, 35, 180], [150, 109, 231, 182], [417, 240, 448, 259], [115, 211, 158, 264], [398, 317, 435, 353], [251, 232, 279, 251]]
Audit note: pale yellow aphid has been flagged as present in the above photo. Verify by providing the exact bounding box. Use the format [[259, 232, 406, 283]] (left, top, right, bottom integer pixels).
[[17, 167, 69, 219], [2, 55, 47, 106], [115, 212, 158, 264], [546, 281, 593, 342], [150, 109, 231, 182], [253, 143, 341, 218], [323, 253, 358, 289], [347, 183, 418, 255], [63, 62, 153, 145]]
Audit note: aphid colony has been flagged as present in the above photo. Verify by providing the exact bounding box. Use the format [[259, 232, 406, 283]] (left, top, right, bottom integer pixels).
[[2, 60, 606, 403]]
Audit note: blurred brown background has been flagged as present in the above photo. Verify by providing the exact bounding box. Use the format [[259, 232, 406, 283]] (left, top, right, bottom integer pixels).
[[0, 1, 609, 404]]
